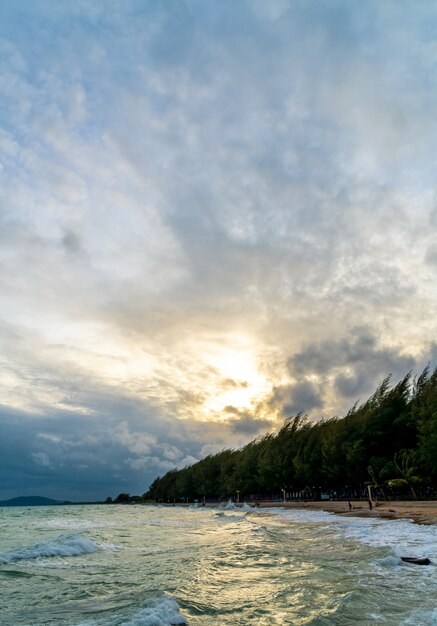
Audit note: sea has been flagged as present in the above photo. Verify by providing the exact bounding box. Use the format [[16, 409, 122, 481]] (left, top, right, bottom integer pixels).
[[0, 503, 436, 626]]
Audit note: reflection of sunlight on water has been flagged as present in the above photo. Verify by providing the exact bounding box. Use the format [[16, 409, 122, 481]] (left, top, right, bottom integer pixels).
[[177, 512, 340, 625]]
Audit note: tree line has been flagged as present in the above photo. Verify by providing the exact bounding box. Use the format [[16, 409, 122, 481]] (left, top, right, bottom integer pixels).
[[145, 367, 437, 502]]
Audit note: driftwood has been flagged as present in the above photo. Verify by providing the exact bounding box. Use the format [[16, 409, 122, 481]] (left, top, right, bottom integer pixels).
[[401, 557, 431, 565]]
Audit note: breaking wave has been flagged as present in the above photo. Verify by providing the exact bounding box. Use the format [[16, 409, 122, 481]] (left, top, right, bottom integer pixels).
[[121, 596, 186, 626], [76, 596, 186, 626], [0, 534, 98, 564], [270, 507, 437, 563]]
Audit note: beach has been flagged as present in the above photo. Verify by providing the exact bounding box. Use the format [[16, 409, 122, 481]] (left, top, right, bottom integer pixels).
[[255, 500, 437, 525]]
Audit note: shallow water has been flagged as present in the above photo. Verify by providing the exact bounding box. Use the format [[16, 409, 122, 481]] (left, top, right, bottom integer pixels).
[[0, 504, 436, 625]]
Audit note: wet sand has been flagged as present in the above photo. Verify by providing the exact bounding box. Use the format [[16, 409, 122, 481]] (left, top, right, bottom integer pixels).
[[255, 500, 437, 525]]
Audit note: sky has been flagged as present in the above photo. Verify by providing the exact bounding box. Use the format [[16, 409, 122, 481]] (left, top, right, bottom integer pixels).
[[1, 0, 436, 501]]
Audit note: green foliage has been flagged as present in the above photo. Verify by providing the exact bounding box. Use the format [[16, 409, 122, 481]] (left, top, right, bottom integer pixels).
[[387, 449, 422, 499], [114, 493, 130, 503], [146, 368, 437, 501], [412, 366, 437, 482], [366, 457, 392, 499]]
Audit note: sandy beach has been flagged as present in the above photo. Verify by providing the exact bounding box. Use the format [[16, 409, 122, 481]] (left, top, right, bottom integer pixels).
[[255, 500, 437, 525]]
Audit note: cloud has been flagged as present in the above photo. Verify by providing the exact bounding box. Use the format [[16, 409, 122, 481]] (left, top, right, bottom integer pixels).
[[285, 327, 418, 415], [0, 0, 437, 499], [222, 406, 271, 435], [0, 380, 275, 500], [114, 421, 157, 456], [266, 381, 324, 418], [31, 452, 51, 467], [289, 327, 416, 380], [425, 244, 437, 266]]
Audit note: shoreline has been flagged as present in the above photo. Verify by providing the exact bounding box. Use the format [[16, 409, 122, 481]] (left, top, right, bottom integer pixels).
[[156, 500, 437, 526], [252, 500, 437, 526]]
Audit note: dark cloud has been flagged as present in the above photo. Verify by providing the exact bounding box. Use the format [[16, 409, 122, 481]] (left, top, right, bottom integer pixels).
[[221, 379, 249, 389], [266, 381, 324, 418], [287, 327, 417, 410], [334, 371, 370, 399], [222, 406, 271, 435], [229, 416, 271, 436], [428, 343, 437, 370], [62, 230, 82, 255], [425, 244, 437, 266], [289, 328, 415, 379], [289, 381, 324, 414], [0, 386, 277, 501], [0, 403, 205, 501]]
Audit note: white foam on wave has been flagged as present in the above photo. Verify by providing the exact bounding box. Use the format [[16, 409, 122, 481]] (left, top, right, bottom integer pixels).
[[338, 517, 437, 558], [267, 507, 335, 524], [45, 518, 120, 530], [223, 499, 236, 509], [0, 534, 98, 564], [75, 596, 186, 626], [146, 518, 203, 528], [121, 596, 186, 626], [216, 513, 246, 523], [401, 607, 437, 625], [269, 507, 437, 561]]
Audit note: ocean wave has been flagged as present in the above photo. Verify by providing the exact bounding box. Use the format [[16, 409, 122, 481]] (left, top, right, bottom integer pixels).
[[222, 499, 236, 510], [269, 507, 437, 562], [269, 507, 336, 524], [75, 596, 186, 626], [215, 513, 246, 522], [121, 596, 186, 626], [0, 534, 98, 564], [336, 517, 437, 559], [401, 607, 437, 625], [45, 518, 121, 530]]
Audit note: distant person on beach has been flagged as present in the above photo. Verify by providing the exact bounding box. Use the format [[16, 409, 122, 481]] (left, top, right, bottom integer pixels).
[[348, 501, 352, 511], [368, 499, 373, 510]]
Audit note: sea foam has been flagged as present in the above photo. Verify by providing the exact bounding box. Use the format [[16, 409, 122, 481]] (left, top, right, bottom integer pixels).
[[76, 596, 186, 626], [0, 534, 98, 564], [270, 507, 437, 561], [45, 518, 121, 530], [121, 596, 186, 626], [401, 607, 437, 625], [223, 499, 236, 509]]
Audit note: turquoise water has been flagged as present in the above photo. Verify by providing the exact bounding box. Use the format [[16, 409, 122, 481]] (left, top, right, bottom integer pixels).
[[0, 504, 436, 625]]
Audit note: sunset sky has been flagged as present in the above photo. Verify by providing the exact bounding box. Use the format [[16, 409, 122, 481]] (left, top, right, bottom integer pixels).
[[1, 0, 436, 500]]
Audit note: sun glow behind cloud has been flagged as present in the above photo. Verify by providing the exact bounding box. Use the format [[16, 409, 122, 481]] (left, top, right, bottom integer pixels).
[[199, 334, 272, 417]]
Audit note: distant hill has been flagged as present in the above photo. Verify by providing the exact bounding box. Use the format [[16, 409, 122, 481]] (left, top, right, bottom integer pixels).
[[0, 496, 69, 507]]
